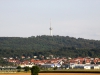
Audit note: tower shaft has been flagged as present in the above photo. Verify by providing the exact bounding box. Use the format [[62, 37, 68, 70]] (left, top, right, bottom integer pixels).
[[50, 28, 52, 36], [49, 19, 53, 36]]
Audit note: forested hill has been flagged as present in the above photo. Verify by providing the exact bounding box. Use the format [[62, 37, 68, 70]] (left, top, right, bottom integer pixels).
[[0, 35, 100, 51]]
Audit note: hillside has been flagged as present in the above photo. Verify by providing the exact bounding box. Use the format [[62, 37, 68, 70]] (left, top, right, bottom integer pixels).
[[0, 35, 100, 58], [0, 35, 100, 50]]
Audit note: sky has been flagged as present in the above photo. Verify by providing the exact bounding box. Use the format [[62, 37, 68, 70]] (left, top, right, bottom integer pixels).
[[0, 0, 100, 40]]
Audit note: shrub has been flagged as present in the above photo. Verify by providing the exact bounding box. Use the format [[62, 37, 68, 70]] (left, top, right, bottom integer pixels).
[[24, 66, 30, 72], [31, 66, 40, 75]]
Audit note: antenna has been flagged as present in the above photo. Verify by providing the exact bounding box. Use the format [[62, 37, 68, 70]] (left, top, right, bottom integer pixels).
[[49, 19, 53, 36]]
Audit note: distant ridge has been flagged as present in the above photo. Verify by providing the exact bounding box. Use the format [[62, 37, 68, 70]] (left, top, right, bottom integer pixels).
[[0, 35, 100, 50], [0, 35, 100, 58]]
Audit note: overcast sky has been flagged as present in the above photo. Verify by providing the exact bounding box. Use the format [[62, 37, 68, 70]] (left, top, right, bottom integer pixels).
[[0, 0, 100, 40]]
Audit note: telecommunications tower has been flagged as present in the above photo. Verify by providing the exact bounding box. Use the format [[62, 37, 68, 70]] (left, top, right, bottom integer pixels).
[[49, 19, 53, 36]]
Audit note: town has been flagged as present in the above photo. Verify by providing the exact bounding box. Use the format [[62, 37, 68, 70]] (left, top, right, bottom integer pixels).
[[2, 54, 100, 71]]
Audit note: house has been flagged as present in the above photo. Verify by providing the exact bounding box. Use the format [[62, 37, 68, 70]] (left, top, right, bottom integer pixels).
[[41, 63, 61, 68], [74, 64, 84, 69], [85, 59, 91, 64], [93, 65, 99, 69], [21, 56, 25, 59], [0, 66, 17, 73], [69, 63, 76, 69], [84, 65, 92, 69], [41, 64, 55, 68], [20, 64, 34, 68], [31, 59, 45, 65]]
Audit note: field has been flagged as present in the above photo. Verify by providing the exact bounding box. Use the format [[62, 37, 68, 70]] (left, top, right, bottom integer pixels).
[[0, 73, 100, 75], [0, 70, 100, 75]]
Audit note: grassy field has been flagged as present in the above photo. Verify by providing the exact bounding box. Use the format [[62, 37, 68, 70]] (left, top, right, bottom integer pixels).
[[0, 69, 100, 75], [0, 73, 100, 75], [40, 69, 100, 73]]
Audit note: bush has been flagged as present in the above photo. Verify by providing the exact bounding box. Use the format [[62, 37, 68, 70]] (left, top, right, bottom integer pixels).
[[16, 66, 21, 72], [53, 66, 57, 70], [24, 66, 30, 72], [31, 66, 40, 75]]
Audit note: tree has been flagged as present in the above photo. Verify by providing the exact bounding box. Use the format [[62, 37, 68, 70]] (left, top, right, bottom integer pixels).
[[16, 66, 21, 72], [91, 60, 95, 64], [53, 66, 57, 70], [24, 66, 30, 72], [31, 66, 40, 75]]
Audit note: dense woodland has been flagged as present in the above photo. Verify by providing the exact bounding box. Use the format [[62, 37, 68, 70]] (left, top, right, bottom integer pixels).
[[0, 35, 100, 59]]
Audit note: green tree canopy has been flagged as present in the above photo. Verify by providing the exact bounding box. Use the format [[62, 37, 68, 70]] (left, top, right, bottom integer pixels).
[[31, 66, 40, 75], [24, 66, 30, 72]]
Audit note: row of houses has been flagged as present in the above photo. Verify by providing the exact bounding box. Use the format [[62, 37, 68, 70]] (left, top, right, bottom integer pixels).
[[70, 64, 100, 69], [6, 57, 100, 69], [68, 57, 100, 69], [0, 66, 17, 73]]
